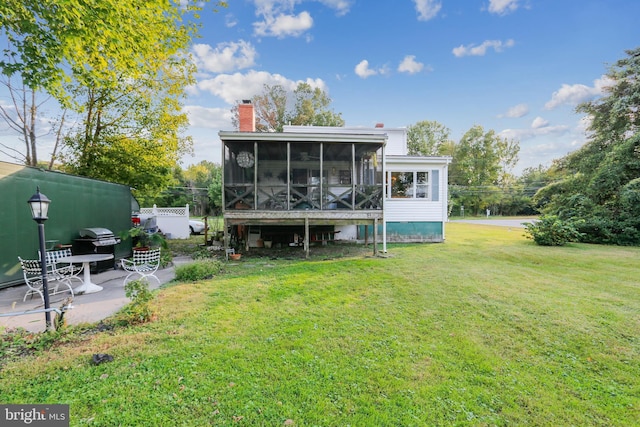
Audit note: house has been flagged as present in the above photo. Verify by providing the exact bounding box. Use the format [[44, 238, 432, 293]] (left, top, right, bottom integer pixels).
[[219, 102, 451, 256]]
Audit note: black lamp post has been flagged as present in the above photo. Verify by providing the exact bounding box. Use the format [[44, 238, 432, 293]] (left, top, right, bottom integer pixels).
[[27, 187, 52, 329]]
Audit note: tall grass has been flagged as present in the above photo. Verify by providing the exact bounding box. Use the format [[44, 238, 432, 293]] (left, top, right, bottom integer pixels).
[[1, 223, 638, 426]]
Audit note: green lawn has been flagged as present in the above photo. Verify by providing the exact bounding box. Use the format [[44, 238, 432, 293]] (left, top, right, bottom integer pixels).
[[1, 223, 639, 426]]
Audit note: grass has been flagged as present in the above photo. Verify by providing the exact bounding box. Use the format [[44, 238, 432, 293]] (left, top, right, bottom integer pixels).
[[1, 223, 639, 426]]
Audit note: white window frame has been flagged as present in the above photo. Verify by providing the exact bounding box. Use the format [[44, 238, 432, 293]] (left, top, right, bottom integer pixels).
[[387, 171, 430, 200]]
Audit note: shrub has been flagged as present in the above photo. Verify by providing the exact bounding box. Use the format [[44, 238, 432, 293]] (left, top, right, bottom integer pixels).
[[175, 260, 223, 281], [113, 279, 155, 326], [524, 215, 583, 246]]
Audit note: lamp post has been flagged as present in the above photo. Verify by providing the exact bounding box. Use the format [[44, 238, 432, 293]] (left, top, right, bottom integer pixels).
[[27, 187, 52, 330]]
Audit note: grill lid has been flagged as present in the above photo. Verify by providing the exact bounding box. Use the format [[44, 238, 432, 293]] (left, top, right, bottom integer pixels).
[[79, 227, 115, 239]]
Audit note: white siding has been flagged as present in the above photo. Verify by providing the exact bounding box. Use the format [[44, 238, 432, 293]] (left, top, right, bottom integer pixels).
[[385, 199, 446, 222]]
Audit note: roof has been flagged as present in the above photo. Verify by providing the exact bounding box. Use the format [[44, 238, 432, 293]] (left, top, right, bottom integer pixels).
[[218, 131, 387, 145]]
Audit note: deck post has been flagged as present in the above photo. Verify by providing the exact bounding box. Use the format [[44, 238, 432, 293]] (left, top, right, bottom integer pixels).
[[373, 218, 378, 255], [304, 217, 310, 258]]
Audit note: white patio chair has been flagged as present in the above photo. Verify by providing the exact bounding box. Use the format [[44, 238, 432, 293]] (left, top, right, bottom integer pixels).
[[18, 257, 74, 303], [39, 248, 84, 285], [120, 248, 162, 285]]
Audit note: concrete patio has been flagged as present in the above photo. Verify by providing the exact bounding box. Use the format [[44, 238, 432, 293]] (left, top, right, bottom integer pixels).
[[0, 256, 192, 333]]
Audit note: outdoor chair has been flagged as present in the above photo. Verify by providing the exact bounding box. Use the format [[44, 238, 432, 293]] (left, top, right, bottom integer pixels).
[[120, 248, 162, 285], [39, 248, 84, 285], [18, 257, 74, 303]]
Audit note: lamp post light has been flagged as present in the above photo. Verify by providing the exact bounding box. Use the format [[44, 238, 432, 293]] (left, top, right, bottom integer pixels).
[[27, 187, 52, 330]]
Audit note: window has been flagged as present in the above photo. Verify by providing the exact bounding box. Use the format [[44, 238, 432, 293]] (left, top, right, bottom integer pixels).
[[388, 171, 430, 199], [390, 172, 413, 198], [416, 172, 428, 198]]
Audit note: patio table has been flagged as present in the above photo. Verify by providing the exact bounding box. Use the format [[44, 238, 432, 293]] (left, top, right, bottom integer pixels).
[[57, 254, 114, 294]]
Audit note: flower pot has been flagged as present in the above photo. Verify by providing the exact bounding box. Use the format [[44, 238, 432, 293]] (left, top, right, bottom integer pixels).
[[229, 253, 242, 261]]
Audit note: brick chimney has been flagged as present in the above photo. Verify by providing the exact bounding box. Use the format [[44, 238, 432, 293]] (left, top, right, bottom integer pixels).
[[238, 100, 255, 132]]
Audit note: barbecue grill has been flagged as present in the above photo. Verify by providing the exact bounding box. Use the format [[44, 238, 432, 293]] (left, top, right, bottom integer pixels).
[[73, 227, 121, 273]]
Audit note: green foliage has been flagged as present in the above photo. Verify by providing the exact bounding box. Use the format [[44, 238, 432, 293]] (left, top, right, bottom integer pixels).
[[577, 46, 640, 142], [449, 125, 520, 215], [120, 226, 168, 249], [289, 82, 345, 127], [0, 0, 221, 102], [114, 279, 154, 325], [0, 328, 57, 366], [407, 120, 453, 156], [1, 1, 228, 199], [175, 259, 223, 281], [535, 48, 640, 245], [524, 215, 583, 246]]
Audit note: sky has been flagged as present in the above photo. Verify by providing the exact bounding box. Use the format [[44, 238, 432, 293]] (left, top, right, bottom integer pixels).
[[1, 0, 639, 175]]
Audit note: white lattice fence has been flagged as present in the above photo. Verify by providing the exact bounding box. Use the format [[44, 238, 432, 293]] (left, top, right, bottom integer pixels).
[[140, 204, 190, 239]]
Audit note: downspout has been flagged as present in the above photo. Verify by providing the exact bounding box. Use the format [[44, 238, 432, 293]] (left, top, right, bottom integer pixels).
[[382, 143, 387, 253], [442, 160, 450, 241], [222, 141, 227, 250]]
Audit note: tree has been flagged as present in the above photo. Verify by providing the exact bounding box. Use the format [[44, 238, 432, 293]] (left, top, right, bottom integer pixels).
[[449, 125, 520, 215], [535, 47, 640, 245], [231, 84, 288, 132], [406, 120, 453, 156], [0, 0, 217, 104], [61, 62, 193, 199], [1, 1, 226, 182], [0, 73, 68, 167], [288, 83, 345, 128], [576, 47, 640, 143], [231, 82, 344, 132]]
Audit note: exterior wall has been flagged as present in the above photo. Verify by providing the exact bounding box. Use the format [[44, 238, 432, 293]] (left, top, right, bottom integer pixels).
[[383, 221, 444, 242], [383, 156, 450, 243]]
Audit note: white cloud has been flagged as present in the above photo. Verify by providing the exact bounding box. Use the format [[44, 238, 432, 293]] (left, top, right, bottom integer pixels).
[[544, 75, 614, 110], [225, 14, 238, 28], [196, 70, 327, 104], [488, 0, 519, 15], [531, 116, 549, 129], [499, 103, 529, 118], [317, 0, 353, 16], [192, 41, 257, 74], [500, 119, 569, 141], [355, 60, 378, 78], [183, 105, 233, 129], [452, 39, 515, 57], [250, 1, 353, 38], [397, 55, 425, 74], [413, 0, 442, 21], [254, 11, 313, 38]]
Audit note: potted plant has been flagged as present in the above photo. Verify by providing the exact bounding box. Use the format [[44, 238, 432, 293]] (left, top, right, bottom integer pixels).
[[120, 226, 168, 251]]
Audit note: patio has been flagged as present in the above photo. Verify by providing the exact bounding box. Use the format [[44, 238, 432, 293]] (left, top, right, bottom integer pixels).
[[0, 256, 191, 333]]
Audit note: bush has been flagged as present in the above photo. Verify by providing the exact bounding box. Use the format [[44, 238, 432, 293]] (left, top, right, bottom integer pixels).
[[113, 279, 155, 326], [175, 260, 223, 281], [524, 215, 583, 246]]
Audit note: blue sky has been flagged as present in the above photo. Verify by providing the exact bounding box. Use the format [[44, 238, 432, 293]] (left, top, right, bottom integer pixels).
[[1, 1, 638, 176], [184, 0, 639, 174]]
